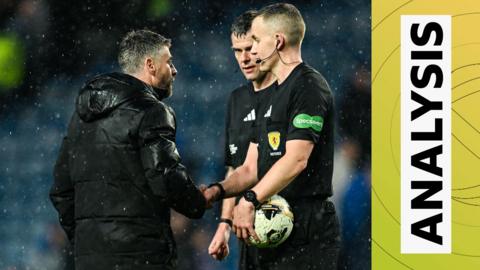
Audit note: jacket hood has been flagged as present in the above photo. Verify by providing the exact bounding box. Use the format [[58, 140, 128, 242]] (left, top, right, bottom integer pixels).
[[76, 72, 166, 122]]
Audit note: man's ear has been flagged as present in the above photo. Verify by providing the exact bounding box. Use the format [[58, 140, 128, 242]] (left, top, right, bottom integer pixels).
[[145, 57, 155, 74], [275, 34, 286, 51]]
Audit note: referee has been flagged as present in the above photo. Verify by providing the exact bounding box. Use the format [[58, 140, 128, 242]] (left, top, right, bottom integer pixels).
[[206, 3, 341, 269], [207, 10, 276, 269]]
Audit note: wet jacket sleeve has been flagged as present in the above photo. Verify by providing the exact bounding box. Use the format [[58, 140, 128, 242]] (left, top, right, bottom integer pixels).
[[50, 136, 75, 244], [138, 103, 206, 219]]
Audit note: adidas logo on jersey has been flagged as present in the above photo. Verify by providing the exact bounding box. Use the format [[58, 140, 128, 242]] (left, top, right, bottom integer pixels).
[[243, 109, 256, 122], [264, 105, 272, 118]]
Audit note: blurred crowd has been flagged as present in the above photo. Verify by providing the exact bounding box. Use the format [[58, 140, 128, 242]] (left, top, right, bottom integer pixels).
[[0, 0, 371, 269]]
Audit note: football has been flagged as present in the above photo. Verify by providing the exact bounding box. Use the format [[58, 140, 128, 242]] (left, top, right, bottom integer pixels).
[[249, 194, 294, 248]]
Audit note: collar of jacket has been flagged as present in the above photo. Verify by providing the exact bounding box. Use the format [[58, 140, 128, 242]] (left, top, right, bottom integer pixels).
[[76, 72, 169, 122]]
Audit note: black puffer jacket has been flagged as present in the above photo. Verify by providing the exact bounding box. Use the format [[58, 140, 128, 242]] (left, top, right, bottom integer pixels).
[[50, 72, 206, 270]]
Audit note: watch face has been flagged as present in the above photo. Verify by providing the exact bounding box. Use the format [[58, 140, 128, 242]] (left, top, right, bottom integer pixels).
[[244, 190, 258, 207], [245, 190, 255, 201]]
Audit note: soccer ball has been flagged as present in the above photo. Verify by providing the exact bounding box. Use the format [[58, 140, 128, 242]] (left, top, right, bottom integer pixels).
[[249, 194, 294, 248]]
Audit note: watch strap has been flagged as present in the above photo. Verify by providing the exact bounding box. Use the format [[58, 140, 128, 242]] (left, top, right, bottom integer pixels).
[[219, 218, 233, 227]]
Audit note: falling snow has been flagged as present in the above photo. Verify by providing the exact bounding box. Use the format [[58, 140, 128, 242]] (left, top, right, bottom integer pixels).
[[0, 0, 370, 269]]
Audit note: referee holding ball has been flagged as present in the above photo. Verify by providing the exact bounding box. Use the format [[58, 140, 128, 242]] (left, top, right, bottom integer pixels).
[[205, 3, 341, 269]]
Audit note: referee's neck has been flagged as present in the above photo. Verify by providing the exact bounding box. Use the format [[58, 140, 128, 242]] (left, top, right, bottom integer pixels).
[[273, 48, 302, 84], [253, 72, 276, 91], [275, 61, 302, 85]]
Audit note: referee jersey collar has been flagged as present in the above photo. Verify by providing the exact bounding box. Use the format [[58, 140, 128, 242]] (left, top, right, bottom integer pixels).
[[277, 62, 306, 89]]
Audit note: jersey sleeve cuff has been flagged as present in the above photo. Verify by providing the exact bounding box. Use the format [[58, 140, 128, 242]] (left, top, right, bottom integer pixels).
[[286, 131, 319, 144]]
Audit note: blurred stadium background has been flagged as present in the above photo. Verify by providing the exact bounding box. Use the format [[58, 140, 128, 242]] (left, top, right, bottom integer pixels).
[[0, 0, 371, 269]]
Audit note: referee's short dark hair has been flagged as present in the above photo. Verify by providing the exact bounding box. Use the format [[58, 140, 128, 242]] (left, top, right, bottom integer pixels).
[[118, 29, 171, 74], [231, 10, 258, 38]]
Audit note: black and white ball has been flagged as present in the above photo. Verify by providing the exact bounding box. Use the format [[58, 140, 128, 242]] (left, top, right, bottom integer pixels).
[[249, 195, 294, 248]]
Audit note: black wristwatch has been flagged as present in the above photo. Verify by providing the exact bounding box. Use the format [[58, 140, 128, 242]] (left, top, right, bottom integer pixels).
[[243, 190, 261, 209]]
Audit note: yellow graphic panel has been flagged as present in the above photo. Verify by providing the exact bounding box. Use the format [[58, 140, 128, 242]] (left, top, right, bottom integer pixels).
[[373, 0, 480, 269]]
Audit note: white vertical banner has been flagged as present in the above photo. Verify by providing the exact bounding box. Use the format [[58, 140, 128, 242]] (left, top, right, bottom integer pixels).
[[401, 15, 451, 254]]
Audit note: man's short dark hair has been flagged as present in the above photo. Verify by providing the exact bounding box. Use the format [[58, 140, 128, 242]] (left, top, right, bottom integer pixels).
[[231, 10, 258, 37], [257, 3, 305, 46], [118, 29, 171, 74]]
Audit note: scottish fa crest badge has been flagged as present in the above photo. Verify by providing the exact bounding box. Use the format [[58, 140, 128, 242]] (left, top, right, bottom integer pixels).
[[268, 131, 281, 151]]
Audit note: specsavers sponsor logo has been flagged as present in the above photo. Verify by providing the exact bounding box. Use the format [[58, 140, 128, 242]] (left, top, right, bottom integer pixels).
[[293, 114, 324, 132]]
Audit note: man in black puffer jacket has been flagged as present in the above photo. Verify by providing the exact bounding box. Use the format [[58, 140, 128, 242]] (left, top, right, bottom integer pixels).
[[50, 30, 215, 269]]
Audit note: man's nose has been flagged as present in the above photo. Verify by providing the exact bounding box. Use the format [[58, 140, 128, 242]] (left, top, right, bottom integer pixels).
[[241, 51, 251, 63], [251, 43, 258, 56], [171, 64, 177, 76]]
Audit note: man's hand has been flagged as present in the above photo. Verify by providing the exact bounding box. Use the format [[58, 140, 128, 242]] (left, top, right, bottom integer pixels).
[[208, 222, 231, 260], [200, 184, 222, 209], [232, 198, 259, 243]]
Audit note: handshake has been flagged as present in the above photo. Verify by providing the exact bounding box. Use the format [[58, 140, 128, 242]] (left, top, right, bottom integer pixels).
[[198, 182, 260, 261], [199, 183, 224, 209]]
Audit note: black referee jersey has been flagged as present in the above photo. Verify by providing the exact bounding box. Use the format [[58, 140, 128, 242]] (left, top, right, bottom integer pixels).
[[256, 62, 335, 200], [224, 82, 275, 168], [254, 63, 340, 269]]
